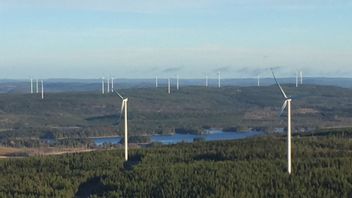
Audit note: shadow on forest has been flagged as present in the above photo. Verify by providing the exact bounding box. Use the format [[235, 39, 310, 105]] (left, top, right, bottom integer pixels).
[[123, 153, 144, 171], [193, 153, 228, 161], [85, 114, 120, 125], [75, 176, 107, 198]]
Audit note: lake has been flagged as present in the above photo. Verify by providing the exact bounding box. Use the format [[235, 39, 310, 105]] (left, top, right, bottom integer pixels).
[[93, 130, 263, 146]]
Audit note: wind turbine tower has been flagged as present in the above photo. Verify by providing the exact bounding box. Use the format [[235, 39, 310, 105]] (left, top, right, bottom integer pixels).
[[205, 73, 208, 88], [300, 71, 303, 85], [155, 76, 158, 88], [272, 69, 293, 175], [111, 77, 114, 90], [168, 78, 171, 94], [176, 75, 179, 90], [30, 78, 33, 94], [218, 72, 221, 88], [107, 77, 110, 93], [36, 79, 39, 93], [114, 90, 129, 161], [257, 75, 260, 87], [102, 77, 105, 94], [295, 71, 298, 88], [41, 80, 44, 100]]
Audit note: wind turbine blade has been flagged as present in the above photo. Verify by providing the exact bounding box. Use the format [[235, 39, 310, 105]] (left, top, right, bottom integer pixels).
[[271, 69, 288, 99], [119, 100, 125, 124], [114, 90, 124, 100], [279, 100, 288, 117]]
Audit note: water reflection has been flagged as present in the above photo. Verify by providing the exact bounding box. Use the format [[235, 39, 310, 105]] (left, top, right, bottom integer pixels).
[[93, 130, 263, 146]]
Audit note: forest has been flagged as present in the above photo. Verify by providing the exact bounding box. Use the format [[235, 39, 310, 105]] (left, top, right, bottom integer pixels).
[[0, 129, 351, 197], [1, 84, 352, 148]]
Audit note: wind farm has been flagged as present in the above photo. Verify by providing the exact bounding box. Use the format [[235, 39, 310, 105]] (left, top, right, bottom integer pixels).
[[1, 0, 352, 197], [0, 74, 351, 197]]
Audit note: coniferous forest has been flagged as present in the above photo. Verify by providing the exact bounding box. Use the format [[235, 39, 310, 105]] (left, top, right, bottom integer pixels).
[[0, 131, 351, 197], [2, 0, 352, 197]]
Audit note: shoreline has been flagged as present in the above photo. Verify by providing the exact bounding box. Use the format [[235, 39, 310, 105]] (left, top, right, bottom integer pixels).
[[0, 131, 266, 159], [88, 135, 120, 139]]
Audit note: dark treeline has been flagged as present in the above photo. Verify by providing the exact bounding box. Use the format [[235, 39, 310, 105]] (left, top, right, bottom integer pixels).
[[296, 127, 352, 138], [0, 130, 351, 197], [0, 126, 117, 148], [0, 126, 117, 139]]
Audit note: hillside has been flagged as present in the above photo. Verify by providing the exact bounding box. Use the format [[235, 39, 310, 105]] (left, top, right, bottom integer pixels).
[[0, 84, 352, 143], [0, 131, 351, 197]]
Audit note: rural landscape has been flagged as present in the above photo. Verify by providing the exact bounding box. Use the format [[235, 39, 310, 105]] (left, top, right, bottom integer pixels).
[[1, 0, 352, 197], [1, 82, 352, 153], [0, 80, 351, 197]]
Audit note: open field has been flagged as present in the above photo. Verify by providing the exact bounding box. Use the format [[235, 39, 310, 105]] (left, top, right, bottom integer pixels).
[[0, 146, 97, 158]]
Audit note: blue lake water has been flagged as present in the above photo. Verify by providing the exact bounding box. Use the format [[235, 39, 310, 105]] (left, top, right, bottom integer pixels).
[[93, 137, 121, 146], [93, 130, 263, 146]]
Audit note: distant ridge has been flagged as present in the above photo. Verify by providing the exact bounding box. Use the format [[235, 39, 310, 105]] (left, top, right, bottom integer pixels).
[[0, 77, 351, 93]]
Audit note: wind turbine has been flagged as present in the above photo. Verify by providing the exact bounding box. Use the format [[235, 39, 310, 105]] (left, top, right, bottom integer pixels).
[[295, 71, 298, 88], [30, 78, 33, 94], [36, 79, 39, 93], [102, 77, 105, 94], [155, 76, 158, 88], [114, 90, 129, 161], [41, 80, 44, 100], [272, 69, 292, 175], [111, 77, 114, 90], [107, 77, 110, 93], [168, 78, 171, 94], [176, 74, 179, 90], [205, 73, 208, 88], [300, 71, 303, 85], [257, 75, 260, 87], [218, 72, 221, 88]]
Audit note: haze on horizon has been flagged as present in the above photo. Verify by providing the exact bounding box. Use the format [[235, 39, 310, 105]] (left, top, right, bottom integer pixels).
[[0, 0, 351, 79]]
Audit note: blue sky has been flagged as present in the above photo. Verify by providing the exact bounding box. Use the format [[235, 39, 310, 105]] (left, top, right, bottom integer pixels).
[[0, 0, 351, 78]]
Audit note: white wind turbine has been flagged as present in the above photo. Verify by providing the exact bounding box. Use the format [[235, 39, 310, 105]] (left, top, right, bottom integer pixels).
[[111, 77, 114, 90], [168, 78, 171, 94], [36, 79, 39, 93], [155, 76, 158, 88], [176, 74, 179, 90], [218, 72, 221, 88], [295, 71, 299, 88], [300, 71, 303, 85], [107, 77, 110, 93], [114, 90, 129, 161], [30, 78, 33, 94], [41, 80, 44, 100], [101, 77, 105, 94], [272, 69, 293, 175], [257, 75, 260, 87], [205, 73, 208, 88]]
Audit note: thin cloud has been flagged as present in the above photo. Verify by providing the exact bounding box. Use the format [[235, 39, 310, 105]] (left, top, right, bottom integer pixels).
[[213, 66, 231, 73], [162, 66, 183, 73], [270, 66, 283, 73], [236, 67, 269, 75], [130, 66, 160, 74]]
